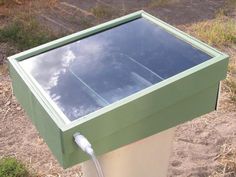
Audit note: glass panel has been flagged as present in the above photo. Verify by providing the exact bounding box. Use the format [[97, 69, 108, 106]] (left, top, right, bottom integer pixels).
[[69, 52, 162, 103], [20, 18, 211, 121]]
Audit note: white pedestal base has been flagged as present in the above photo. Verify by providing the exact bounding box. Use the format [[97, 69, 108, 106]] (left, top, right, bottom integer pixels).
[[82, 128, 175, 177]]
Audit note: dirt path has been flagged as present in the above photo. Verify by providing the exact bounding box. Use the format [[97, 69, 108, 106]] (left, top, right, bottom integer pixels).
[[0, 0, 235, 177], [34, 0, 227, 33], [168, 91, 236, 177]]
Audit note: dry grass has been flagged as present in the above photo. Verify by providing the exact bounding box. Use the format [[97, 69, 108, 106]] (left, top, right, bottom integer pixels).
[[210, 144, 236, 177], [0, 64, 8, 76], [79, 17, 93, 29], [148, 0, 174, 8], [91, 4, 114, 19], [225, 63, 236, 102], [224, 46, 236, 103], [0, 0, 25, 6], [225, 78, 236, 102], [187, 14, 236, 47], [224, 0, 236, 14], [185, 6, 236, 175], [186, 10, 236, 103]]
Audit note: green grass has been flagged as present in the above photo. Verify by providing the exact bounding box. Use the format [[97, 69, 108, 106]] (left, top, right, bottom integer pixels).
[[0, 15, 57, 51], [0, 157, 30, 177], [188, 15, 236, 47]]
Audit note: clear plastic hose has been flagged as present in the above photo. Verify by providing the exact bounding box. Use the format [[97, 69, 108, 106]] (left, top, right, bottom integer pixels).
[[74, 133, 104, 177], [90, 152, 104, 177]]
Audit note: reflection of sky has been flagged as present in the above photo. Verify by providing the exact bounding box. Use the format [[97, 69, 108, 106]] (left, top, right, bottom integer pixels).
[[20, 18, 211, 121]]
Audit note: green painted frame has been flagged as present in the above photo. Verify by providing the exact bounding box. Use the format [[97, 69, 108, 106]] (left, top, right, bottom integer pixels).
[[8, 10, 229, 168]]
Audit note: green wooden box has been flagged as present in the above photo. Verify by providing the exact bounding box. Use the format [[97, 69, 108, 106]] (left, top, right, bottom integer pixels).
[[8, 11, 228, 168]]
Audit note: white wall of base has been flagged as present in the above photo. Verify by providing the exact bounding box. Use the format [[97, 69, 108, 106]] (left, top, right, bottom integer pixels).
[[81, 127, 176, 177]]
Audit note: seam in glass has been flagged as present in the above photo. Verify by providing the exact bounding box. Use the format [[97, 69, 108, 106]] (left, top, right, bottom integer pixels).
[[68, 68, 109, 106], [120, 53, 165, 80]]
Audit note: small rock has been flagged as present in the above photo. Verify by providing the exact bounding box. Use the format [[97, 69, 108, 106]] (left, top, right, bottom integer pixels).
[[16, 106, 21, 111], [5, 101, 11, 106], [37, 137, 44, 145], [14, 0, 23, 5], [171, 160, 182, 167]]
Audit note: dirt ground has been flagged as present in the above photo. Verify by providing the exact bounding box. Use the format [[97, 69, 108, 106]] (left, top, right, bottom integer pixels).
[[0, 0, 236, 177]]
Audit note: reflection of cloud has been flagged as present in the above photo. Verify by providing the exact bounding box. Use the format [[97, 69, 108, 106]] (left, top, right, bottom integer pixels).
[[20, 47, 77, 93], [67, 105, 99, 119], [62, 50, 76, 67], [69, 37, 111, 76], [45, 50, 76, 91], [19, 35, 112, 121], [51, 93, 61, 102]]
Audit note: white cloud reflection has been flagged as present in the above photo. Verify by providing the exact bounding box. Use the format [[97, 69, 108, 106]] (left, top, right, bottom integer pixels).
[[20, 34, 112, 121]]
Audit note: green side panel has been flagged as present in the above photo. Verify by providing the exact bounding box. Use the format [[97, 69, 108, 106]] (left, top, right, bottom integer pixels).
[[61, 58, 228, 155], [8, 63, 64, 166], [62, 82, 219, 168]]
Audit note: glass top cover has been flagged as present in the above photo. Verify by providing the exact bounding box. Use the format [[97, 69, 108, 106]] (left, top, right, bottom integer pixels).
[[20, 18, 211, 121]]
